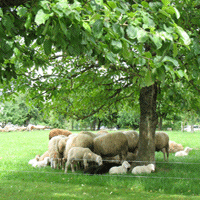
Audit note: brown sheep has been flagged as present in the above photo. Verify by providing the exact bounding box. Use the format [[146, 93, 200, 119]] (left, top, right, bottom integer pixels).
[[155, 131, 169, 161], [93, 131, 128, 163], [49, 128, 72, 140]]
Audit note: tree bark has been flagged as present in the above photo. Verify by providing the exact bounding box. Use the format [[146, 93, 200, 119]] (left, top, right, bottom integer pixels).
[[97, 118, 102, 130], [134, 83, 158, 166]]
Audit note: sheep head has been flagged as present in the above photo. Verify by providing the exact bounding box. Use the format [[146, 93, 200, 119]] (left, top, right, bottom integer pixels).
[[96, 156, 103, 166], [147, 164, 155, 172], [122, 161, 131, 169], [185, 147, 193, 153]]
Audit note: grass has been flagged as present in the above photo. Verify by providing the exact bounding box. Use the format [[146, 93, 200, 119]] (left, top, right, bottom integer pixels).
[[0, 130, 200, 199]]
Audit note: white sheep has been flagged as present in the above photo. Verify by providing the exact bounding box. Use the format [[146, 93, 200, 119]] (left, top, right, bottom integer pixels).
[[28, 155, 40, 165], [32, 157, 50, 168], [65, 147, 103, 173], [132, 164, 155, 174], [48, 135, 68, 169], [175, 147, 193, 157], [109, 161, 131, 174]]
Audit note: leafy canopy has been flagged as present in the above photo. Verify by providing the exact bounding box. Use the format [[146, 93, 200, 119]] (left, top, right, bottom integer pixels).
[[0, 0, 199, 118]]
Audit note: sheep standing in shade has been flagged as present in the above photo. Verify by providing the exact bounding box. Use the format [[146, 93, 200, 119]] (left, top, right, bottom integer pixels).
[[123, 130, 139, 154], [132, 164, 155, 174], [48, 135, 68, 169], [175, 147, 193, 157], [155, 132, 169, 161], [109, 161, 131, 174], [65, 147, 103, 173], [63, 133, 94, 162], [93, 132, 128, 163]]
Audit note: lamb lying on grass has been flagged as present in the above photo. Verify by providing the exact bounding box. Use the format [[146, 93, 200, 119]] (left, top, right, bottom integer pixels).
[[132, 164, 155, 174], [33, 157, 50, 168], [109, 161, 131, 174], [65, 147, 103, 173], [175, 147, 193, 157]]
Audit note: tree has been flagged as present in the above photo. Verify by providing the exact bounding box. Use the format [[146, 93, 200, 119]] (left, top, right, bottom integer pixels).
[[0, 0, 200, 165], [0, 93, 40, 126]]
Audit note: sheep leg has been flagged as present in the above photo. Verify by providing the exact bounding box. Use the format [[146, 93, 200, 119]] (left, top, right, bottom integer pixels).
[[62, 158, 66, 170], [83, 159, 88, 170], [57, 158, 62, 169], [65, 160, 70, 173], [71, 162, 76, 172], [161, 148, 166, 161]]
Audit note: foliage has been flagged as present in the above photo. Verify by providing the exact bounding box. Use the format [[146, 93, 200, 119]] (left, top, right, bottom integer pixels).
[[0, 0, 198, 117], [0, 93, 41, 126]]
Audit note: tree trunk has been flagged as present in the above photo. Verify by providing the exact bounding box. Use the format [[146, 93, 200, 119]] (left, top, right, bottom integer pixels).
[[97, 118, 102, 130], [134, 83, 158, 167]]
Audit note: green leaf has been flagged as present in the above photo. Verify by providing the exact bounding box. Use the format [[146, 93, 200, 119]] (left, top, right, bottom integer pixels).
[[141, 1, 149, 8], [161, 0, 171, 6], [2, 15, 14, 31], [35, 9, 51, 25], [150, 35, 162, 49], [159, 9, 171, 18], [43, 39, 52, 55], [126, 25, 138, 39], [144, 71, 154, 87], [92, 19, 104, 39], [137, 29, 148, 43], [25, 13, 32, 29], [17, 7, 27, 17], [173, 7, 180, 19], [111, 40, 122, 51], [83, 22, 91, 33], [106, 52, 116, 63], [112, 23, 124, 38], [163, 24, 174, 33], [0, 8, 3, 17], [163, 56, 179, 67], [107, 1, 117, 9], [59, 19, 68, 36], [176, 70, 184, 78], [175, 25, 191, 46], [95, 0, 103, 6]]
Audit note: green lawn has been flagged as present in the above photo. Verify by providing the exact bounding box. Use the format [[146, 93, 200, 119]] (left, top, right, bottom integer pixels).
[[0, 130, 200, 199]]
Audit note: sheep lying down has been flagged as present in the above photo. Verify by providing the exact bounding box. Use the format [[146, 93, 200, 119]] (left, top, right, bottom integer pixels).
[[132, 164, 155, 174], [175, 147, 193, 157], [28, 156, 50, 168], [109, 161, 131, 174], [65, 147, 103, 173]]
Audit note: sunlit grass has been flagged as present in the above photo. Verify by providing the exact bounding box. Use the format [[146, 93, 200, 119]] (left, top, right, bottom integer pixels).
[[0, 130, 200, 199]]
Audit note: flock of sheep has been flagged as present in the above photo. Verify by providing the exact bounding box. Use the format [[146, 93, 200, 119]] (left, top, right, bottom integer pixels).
[[28, 129, 193, 175]]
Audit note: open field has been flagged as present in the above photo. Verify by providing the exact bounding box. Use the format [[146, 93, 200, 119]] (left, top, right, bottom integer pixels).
[[0, 130, 200, 199]]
